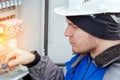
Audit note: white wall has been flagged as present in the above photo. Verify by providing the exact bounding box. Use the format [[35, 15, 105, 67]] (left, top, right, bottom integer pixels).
[[48, 0, 72, 63], [17, 0, 45, 55]]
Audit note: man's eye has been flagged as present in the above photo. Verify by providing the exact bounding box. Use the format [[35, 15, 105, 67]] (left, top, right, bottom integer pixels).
[[72, 25, 77, 29], [68, 23, 72, 26], [68, 23, 78, 29]]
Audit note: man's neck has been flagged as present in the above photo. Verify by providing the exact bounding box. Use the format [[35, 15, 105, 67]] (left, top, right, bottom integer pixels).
[[90, 40, 120, 58]]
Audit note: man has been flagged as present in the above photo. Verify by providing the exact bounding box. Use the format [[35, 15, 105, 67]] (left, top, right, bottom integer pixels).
[[1, 0, 120, 80]]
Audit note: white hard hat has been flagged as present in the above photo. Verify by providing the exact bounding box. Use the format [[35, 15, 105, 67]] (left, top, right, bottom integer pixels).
[[54, 0, 120, 16]]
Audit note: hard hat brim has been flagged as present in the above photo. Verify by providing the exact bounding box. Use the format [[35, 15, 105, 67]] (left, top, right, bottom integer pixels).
[[54, 7, 103, 16], [54, 7, 120, 16]]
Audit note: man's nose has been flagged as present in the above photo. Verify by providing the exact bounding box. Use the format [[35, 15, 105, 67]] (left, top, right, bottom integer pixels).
[[64, 26, 72, 37]]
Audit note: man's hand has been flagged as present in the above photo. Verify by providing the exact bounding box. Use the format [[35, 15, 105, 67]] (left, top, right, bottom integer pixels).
[[5, 48, 35, 67]]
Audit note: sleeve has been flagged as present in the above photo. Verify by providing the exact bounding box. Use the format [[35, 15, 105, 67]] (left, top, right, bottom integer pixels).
[[28, 55, 64, 80]]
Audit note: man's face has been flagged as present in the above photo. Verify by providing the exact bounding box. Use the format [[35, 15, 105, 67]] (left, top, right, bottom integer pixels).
[[65, 19, 97, 54]]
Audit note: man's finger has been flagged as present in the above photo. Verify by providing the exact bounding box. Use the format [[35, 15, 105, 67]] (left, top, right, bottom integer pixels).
[[5, 50, 17, 63], [8, 58, 22, 67]]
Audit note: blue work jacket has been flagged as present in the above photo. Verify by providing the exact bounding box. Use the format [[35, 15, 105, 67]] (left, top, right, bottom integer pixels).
[[64, 54, 108, 80]]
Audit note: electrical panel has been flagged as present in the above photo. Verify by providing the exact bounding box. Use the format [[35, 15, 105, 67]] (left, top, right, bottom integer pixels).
[[0, 1, 29, 80]]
